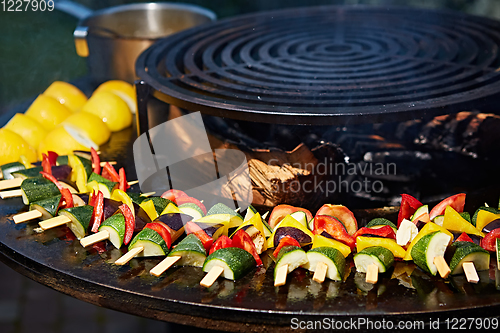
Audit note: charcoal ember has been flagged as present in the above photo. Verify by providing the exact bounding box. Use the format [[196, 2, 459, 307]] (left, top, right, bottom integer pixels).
[[413, 111, 500, 160], [394, 119, 423, 144], [474, 114, 500, 161], [414, 114, 451, 147], [336, 134, 386, 160]]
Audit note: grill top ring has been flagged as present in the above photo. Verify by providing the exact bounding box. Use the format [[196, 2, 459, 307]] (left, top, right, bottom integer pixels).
[[136, 5, 500, 125]]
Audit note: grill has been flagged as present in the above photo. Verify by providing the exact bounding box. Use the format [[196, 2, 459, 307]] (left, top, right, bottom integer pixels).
[[136, 5, 500, 128], [134, 5, 500, 212]]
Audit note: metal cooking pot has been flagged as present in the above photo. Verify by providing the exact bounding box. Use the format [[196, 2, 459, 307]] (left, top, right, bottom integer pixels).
[[56, 1, 216, 83]]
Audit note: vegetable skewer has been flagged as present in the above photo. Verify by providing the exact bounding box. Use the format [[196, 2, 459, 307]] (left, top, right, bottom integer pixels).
[[353, 219, 401, 284], [150, 233, 207, 277], [269, 211, 313, 286], [304, 234, 350, 283], [149, 216, 229, 277], [6, 155, 500, 291], [149, 203, 250, 278], [113, 212, 193, 266], [149, 201, 254, 278], [200, 247, 256, 288], [38, 205, 94, 239]]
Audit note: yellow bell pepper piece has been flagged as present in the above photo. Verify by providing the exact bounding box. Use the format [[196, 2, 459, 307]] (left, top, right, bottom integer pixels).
[[110, 189, 135, 217], [139, 199, 158, 221], [191, 214, 230, 239], [443, 206, 484, 238], [476, 210, 500, 233], [312, 234, 351, 257], [77, 165, 90, 194], [356, 236, 406, 258], [67, 154, 86, 183], [160, 202, 181, 215], [404, 222, 453, 260]]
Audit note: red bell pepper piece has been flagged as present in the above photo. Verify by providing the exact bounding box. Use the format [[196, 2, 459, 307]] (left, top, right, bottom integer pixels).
[[429, 193, 466, 221], [60, 188, 73, 209], [160, 189, 188, 203], [88, 190, 97, 207], [313, 215, 356, 249], [47, 151, 58, 166], [268, 204, 313, 229], [480, 228, 500, 252], [353, 225, 396, 240], [146, 222, 172, 249], [315, 204, 358, 236], [174, 196, 207, 215], [120, 203, 135, 245], [90, 147, 100, 175], [39, 171, 73, 209], [88, 190, 97, 229], [273, 235, 301, 258], [209, 235, 233, 255], [90, 190, 104, 233], [184, 221, 213, 252], [39, 171, 61, 189], [41, 153, 52, 175], [118, 167, 129, 192], [397, 194, 423, 227], [455, 232, 474, 243], [101, 162, 120, 182], [232, 229, 262, 266]]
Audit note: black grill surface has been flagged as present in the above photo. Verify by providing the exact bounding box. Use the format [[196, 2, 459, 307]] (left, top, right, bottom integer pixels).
[[136, 6, 500, 125]]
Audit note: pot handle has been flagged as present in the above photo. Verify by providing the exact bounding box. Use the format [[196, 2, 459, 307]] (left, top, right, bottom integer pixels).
[[74, 26, 89, 57], [55, 0, 93, 20], [54, 1, 93, 58]]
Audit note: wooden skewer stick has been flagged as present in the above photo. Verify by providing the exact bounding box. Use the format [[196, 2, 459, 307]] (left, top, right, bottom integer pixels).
[[200, 265, 224, 288], [0, 178, 23, 191], [262, 211, 269, 220], [98, 161, 116, 166], [463, 262, 479, 283], [312, 262, 328, 283], [80, 230, 110, 248], [150, 256, 181, 277], [140, 192, 156, 198], [234, 207, 240, 213], [365, 263, 379, 284], [13, 210, 42, 224], [0, 189, 22, 199], [274, 264, 289, 287], [127, 180, 139, 186], [433, 256, 451, 279], [39, 215, 71, 230], [114, 246, 144, 266]]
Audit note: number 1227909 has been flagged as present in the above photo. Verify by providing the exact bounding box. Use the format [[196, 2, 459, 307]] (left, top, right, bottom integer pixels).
[[2, 0, 54, 12]]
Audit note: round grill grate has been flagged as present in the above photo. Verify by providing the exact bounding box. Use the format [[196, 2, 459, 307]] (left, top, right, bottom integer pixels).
[[136, 6, 500, 125]]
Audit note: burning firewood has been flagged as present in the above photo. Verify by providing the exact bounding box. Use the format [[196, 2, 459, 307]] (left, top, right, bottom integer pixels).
[[241, 142, 345, 212]]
